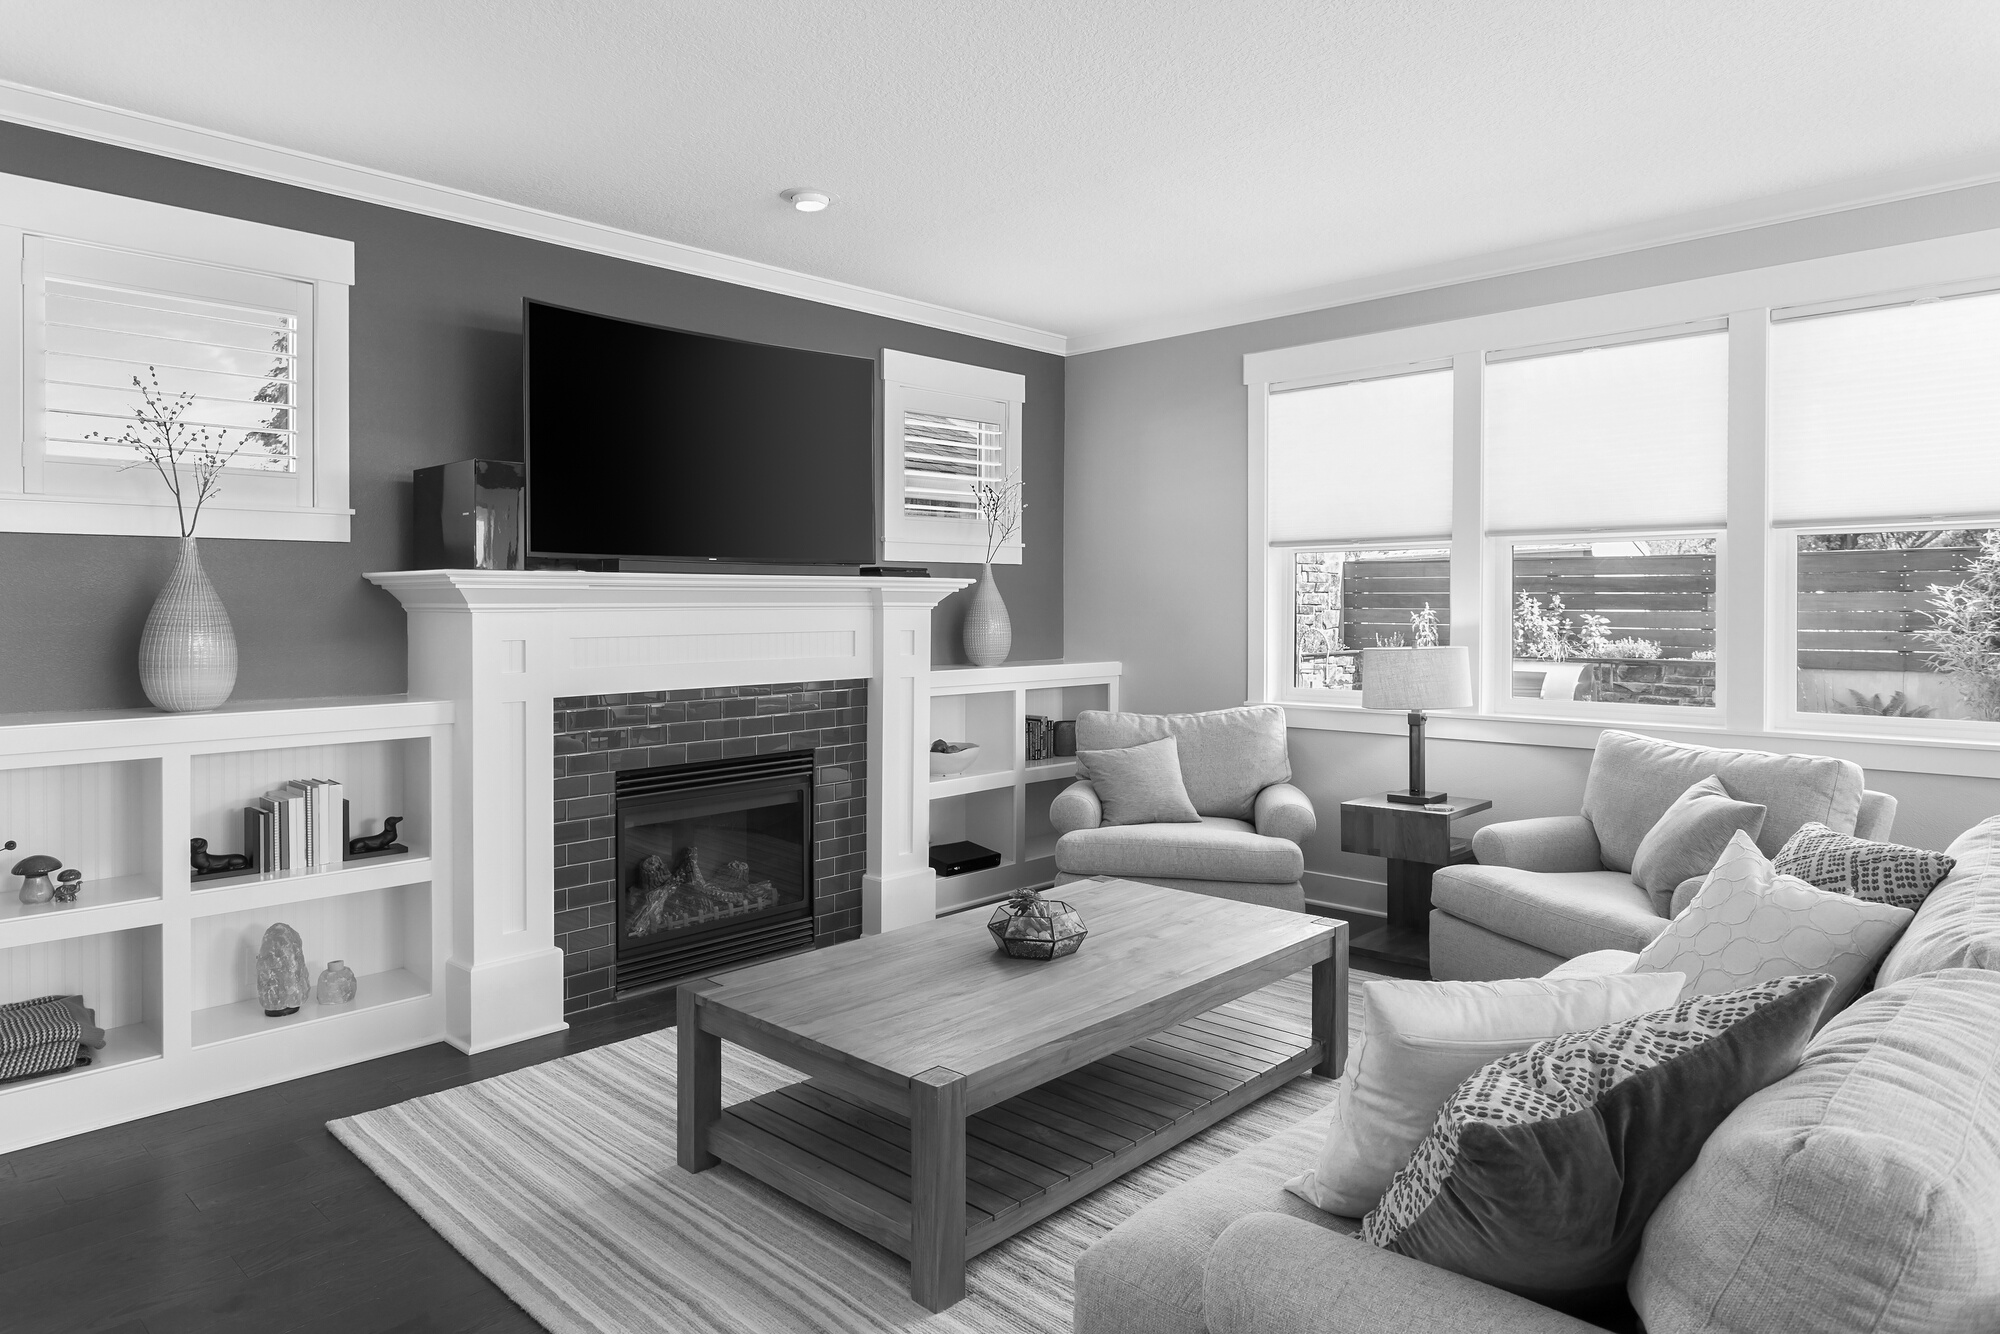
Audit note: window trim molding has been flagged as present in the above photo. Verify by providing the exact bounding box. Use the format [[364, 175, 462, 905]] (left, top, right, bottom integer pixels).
[[880, 348, 1026, 566], [0, 170, 354, 541], [1245, 223, 2000, 747]]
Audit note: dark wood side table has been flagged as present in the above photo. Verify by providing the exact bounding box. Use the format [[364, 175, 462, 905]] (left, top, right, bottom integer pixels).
[[1339, 795, 1491, 971]]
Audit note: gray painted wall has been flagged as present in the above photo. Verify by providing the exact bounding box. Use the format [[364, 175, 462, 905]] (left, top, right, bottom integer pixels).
[[1064, 185, 2000, 903], [0, 122, 1064, 712]]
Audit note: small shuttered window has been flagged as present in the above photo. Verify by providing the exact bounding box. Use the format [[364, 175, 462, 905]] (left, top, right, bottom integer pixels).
[[880, 349, 1026, 565], [901, 405, 1005, 519]]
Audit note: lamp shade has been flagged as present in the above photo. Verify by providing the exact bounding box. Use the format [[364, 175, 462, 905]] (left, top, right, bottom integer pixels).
[[1360, 646, 1473, 711]]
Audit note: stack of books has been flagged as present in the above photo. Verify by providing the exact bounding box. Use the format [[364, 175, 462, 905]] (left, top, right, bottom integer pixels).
[[244, 779, 346, 873], [1025, 714, 1054, 762]]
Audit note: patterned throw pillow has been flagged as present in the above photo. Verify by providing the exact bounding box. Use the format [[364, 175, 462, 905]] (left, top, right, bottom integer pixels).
[[1775, 821, 1956, 910], [1361, 973, 1835, 1315]]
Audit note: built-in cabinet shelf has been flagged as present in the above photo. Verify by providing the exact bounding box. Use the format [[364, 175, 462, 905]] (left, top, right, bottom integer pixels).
[[0, 696, 451, 1155], [926, 661, 1120, 914]]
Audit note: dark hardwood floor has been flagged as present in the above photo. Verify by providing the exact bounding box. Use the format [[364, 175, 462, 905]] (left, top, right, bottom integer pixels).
[[0, 989, 681, 1334]]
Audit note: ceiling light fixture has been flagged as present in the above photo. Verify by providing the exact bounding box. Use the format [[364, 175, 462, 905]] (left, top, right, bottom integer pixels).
[[782, 189, 831, 213]]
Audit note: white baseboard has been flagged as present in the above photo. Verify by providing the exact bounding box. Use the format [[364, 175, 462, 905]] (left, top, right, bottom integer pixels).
[[1302, 870, 1386, 919]]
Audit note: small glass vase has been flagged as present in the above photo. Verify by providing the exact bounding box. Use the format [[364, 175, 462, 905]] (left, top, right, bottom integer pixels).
[[317, 959, 357, 1006], [139, 535, 238, 713], [963, 563, 1012, 667]]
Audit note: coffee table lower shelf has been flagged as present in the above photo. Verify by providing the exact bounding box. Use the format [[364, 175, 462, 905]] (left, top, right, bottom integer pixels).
[[707, 999, 1318, 1271]]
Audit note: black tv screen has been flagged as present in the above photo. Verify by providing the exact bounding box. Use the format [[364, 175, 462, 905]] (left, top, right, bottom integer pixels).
[[524, 301, 877, 564]]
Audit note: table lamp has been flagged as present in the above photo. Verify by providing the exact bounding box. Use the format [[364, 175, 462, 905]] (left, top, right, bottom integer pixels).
[[1361, 645, 1474, 805]]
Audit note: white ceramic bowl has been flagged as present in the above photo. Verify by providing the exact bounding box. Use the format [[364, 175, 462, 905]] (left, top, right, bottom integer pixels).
[[929, 743, 981, 777]]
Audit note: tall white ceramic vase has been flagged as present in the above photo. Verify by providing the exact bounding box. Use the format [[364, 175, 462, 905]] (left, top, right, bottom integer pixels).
[[963, 563, 1012, 667], [140, 535, 238, 712]]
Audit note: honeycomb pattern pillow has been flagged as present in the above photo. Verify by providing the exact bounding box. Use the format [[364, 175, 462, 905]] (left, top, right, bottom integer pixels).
[[1362, 973, 1835, 1315], [1775, 821, 1956, 910], [1635, 830, 1911, 1013]]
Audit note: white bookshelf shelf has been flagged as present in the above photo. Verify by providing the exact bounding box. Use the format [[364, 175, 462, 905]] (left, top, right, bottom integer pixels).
[[927, 661, 1119, 914], [191, 967, 429, 1048], [0, 695, 452, 1155]]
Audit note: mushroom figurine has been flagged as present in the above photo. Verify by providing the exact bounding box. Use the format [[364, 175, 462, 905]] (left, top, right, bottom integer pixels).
[[12, 853, 61, 905], [53, 869, 83, 903]]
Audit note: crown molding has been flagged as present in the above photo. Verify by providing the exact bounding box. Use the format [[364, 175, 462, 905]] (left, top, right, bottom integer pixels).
[[1065, 151, 2000, 356], [0, 78, 1070, 357]]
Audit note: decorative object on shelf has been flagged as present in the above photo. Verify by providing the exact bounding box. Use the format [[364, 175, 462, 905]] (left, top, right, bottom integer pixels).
[[189, 836, 253, 879], [0, 995, 104, 1084], [316, 960, 358, 1006], [928, 740, 981, 777], [987, 887, 1088, 960], [1054, 719, 1078, 757], [256, 923, 311, 1017], [52, 870, 82, 903], [89, 368, 247, 713], [11, 854, 61, 905], [413, 459, 526, 570], [1360, 645, 1475, 805], [962, 471, 1024, 667], [347, 815, 408, 859]]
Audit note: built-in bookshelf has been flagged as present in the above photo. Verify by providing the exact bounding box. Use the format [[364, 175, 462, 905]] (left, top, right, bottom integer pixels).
[[926, 661, 1120, 913], [0, 696, 450, 1155]]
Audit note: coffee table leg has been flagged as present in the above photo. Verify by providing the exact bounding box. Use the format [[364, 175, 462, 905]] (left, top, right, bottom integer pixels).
[[677, 979, 722, 1172], [909, 1066, 968, 1311], [1312, 927, 1349, 1078]]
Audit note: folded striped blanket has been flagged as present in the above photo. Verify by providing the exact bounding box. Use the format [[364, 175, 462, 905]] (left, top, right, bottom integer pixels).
[[0, 994, 106, 1084]]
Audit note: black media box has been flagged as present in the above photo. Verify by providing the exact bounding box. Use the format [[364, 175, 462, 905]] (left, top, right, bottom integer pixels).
[[929, 840, 1003, 877], [413, 459, 526, 569]]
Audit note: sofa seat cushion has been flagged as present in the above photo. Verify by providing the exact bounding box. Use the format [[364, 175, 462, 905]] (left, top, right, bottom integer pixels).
[[1432, 865, 1671, 958], [1582, 730, 1865, 872], [1055, 817, 1304, 884], [1075, 706, 1291, 821], [1631, 968, 2000, 1334], [1073, 1102, 1350, 1334], [1878, 814, 2000, 987]]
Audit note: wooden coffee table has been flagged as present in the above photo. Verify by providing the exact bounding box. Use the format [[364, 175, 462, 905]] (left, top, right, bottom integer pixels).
[[676, 877, 1347, 1311]]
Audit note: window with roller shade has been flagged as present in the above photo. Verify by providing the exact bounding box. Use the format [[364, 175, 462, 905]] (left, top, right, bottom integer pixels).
[[1486, 328, 1727, 712], [1772, 290, 2000, 729], [1267, 367, 1453, 698]]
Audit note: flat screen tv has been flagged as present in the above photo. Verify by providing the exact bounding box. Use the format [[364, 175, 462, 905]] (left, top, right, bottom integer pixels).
[[524, 300, 878, 565]]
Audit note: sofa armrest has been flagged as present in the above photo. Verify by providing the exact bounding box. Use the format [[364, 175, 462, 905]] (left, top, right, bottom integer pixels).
[[1203, 1215, 1602, 1334], [1050, 779, 1103, 835], [1253, 783, 1317, 844], [1856, 789, 1897, 841], [1470, 817, 1603, 874]]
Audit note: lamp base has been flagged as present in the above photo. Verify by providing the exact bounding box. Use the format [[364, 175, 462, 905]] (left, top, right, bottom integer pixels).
[[1385, 789, 1447, 806]]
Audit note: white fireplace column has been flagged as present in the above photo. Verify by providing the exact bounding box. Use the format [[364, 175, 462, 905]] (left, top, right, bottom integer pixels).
[[367, 570, 968, 1053]]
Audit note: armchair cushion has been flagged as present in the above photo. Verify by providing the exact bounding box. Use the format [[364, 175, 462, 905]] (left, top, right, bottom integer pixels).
[[1075, 705, 1290, 821], [1076, 736, 1201, 826], [1432, 865, 1671, 958], [1470, 816, 1604, 874], [1049, 779, 1102, 836], [1253, 782, 1317, 844], [1056, 817, 1305, 884], [1581, 730, 1865, 873]]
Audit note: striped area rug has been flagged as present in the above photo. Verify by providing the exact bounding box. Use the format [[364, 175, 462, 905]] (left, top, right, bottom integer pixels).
[[330, 971, 1372, 1334]]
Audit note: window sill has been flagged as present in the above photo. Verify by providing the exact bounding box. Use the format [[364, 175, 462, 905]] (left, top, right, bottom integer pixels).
[[1272, 699, 2000, 780], [0, 496, 352, 542]]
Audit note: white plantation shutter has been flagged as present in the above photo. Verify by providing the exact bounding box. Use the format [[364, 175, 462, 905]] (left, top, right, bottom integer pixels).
[[901, 406, 1004, 519], [1770, 289, 2000, 525], [24, 237, 317, 511], [1484, 328, 1729, 534], [1266, 367, 1453, 544]]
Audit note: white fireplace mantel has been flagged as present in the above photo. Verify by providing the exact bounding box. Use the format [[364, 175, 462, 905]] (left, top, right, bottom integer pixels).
[[365, 569, 970, 1053]]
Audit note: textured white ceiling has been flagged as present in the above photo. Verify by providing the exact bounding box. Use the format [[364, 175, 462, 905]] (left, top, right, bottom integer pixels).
[[5, 1, 2000, 351]]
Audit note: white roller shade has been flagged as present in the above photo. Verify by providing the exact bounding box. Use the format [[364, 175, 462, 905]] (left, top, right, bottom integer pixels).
[[1485, 330, 1729, 534], [1266, 368, 1452, 544], [1770, 290, 2000, 526]]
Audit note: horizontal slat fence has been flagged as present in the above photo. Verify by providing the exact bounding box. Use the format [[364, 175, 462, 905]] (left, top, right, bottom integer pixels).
[[1340, 559, 1450, 649], [1511, 553, 1717, 655], [1797, 547, 1973, 672]]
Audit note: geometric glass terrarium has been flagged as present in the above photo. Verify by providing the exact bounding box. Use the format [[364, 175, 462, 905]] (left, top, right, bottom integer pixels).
[[987, 888, 1088, 960]]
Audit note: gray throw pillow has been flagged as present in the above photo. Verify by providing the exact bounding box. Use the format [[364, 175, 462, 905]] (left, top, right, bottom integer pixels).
[[1630, 775, 1767, 915], [1076, 736, 1201, 827], [1774, 821, 1956, 911]]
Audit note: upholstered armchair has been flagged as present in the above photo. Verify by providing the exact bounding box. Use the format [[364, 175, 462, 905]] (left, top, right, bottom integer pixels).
[[1430, 730, 1897, 981], [1050, 705, 1316, 912]]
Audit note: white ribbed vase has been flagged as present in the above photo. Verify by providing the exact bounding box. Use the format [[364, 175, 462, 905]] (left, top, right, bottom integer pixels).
[[963, 563, 1012, 667], [140, 536, 238, 713]]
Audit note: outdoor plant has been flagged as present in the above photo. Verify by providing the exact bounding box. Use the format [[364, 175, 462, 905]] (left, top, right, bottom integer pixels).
[[1410, 603, 1441, 649], [1915, 530, 2000, 721], [1516, 595, 1662, 661], [969, 469, 1025, 564], [1834, 690, 1934, 718], [84, 366, 244, 538]]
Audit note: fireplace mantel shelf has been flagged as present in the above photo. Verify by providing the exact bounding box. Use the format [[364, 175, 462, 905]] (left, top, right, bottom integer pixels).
[[366, 567, 972, 1054]]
